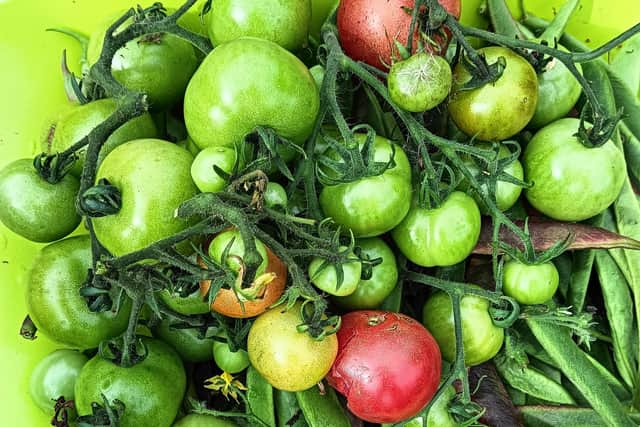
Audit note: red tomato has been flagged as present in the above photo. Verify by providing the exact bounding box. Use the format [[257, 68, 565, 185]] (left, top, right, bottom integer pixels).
[[327, 311, 441, 423], [337, 0, 461, 70]]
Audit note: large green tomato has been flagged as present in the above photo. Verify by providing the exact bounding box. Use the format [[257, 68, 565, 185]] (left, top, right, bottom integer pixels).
[[92, 139, 199, 256], [523, 118, 625, 221], [87, 13, 199, 110], [319, 134, 412, 237], [333, 238, 398, 309], [448, 46, 538, 141], [247, 303, 338, 391], [183, 37, 319, 151], [29, 349, 89, 415], [528, 44, 582, 129], [42, 98, 157, 176], [26, 235, 131, 349], [0, 159, 80, 243], [74, 337, 186, 427], [207, 0, 311, 51], [392, 191, 481, 267], [422, 290, 504, 366]]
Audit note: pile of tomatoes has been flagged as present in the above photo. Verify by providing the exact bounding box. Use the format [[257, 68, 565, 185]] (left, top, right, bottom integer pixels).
[[2, 0, 638, 426]]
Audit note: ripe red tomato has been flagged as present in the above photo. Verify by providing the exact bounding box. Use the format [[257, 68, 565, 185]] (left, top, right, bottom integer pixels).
[[327, 311, 441, 423], [337, 0, 461, 70]]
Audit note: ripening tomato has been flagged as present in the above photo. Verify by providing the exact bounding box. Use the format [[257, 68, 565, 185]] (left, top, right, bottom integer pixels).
[[327, 311, 441, 423], [247, 303, 338, 391], [337, 0, 461, 70]]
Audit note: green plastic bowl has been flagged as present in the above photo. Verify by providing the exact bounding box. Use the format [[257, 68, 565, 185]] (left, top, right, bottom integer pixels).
[[0, 0, 637, 425]]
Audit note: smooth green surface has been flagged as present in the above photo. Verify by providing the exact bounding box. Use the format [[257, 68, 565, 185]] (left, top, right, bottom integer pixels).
[[0, 0, 637, 424]]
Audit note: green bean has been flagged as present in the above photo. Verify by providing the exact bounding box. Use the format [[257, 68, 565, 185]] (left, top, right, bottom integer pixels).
[[274, 390, 308, 427], [527, 319, 636, 426], [537, 0, 580, 44], [495, 353, 575, 404], [620, 122, 640, 188], [520, 406, 640, 427], [568, 249, 596, 314], [554, 253, 573, 300], [247, 366, 276, 427], [595, 250, 638, 389], [506, 385, 527, 406], [607, 71, 640, 138], [610, 34, 640, 96], [487, 0, 524, 39], [585, 352, 632, 401], [529, 358, 562, 384], [295, 383, 350, 427]]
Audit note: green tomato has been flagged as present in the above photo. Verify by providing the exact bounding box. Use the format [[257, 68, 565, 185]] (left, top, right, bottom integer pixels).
[[191, 146, 241, 193], [263, 182, 288, 209], [157, 287, 210, 316], [449, 46, 538, 141], [528, 44, 582, 129], [382, 385, 456, 427], [247, 303, 338, 391], [208, 229, 268, 277], [92, 139, 199, 256], [184, 37, 319, 151], [319, 134, 412, 237], [0, 159, 80, 243], [29, 349, 89, 415], [422, 291, 504, 366], [207, 0, 311, 51], [173, 414, 238, 427], [153, 319, 216, 363], [523, 118, 625, 221], [310, 0, 339, 42], [26, 235, 131, 349], [460, 142, 524, 212], [74, 338, 186, 427], [388, 53, 452, 112], [392, 191, 481, 267], [213, 338, 250, 373], [308, 246, 362, 296], [333, 237, 398, 309], [502, 260, 559, 305], [87, 13, 199, 110], [41, 98, 158, 176]]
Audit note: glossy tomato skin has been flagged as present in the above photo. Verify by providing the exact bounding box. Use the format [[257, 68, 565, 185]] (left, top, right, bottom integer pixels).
[[319, 134, 413, 237], [26, 235, 131, 349], [337, 0, 461, 70], [173, 414, 237, 427], [207, 0, 311, 51], [247, 303, 338, 391], [74, 338, 186, 427], [41, 98, 157, 176], [392, 191, 481, 267], [310, 0, 340, 42], [29, 349, 89, 415], [528, 44, 582, 129], [208, 229, 268, 276], [523, 118, 625, 221], [333, 237, 398, 310], [87, 14, 199, 110], [184, 37, 319, 151], [327, 311, 441, 424], [449, 46, 538, 141], [153, 319, 216, 363], [422, 291, 504, 366], [502, 260, 559, 305], [0, 159, 80, 243], [92, 139, 198, 256]]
